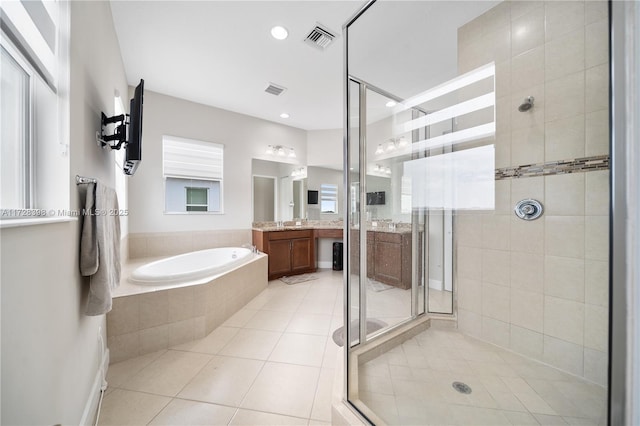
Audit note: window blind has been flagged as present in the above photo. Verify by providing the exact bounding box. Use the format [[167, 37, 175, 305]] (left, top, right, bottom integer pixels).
[[163, 136, 223, 181]]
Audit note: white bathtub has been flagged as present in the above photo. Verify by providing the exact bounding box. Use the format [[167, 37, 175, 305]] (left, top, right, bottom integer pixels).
[[129, 247, 253, 286]]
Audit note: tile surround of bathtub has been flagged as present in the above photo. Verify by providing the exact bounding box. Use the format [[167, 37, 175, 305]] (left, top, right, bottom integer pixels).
[[456, 0, 609, 385], [128, 229, 252, 259], [107, 255, 268, 363]]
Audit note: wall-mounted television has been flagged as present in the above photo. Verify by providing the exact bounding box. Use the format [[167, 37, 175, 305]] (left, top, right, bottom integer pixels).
[[123, 79, 144, 175], [366, 191, 385, 205], [307, 190, 319, 205]]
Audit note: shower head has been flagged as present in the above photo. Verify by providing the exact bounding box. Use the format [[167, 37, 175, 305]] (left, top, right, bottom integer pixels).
[[518, 96, 535, 112]]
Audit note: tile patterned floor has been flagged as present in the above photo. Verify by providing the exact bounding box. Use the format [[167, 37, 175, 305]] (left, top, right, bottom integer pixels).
[[358, 329, 607, 426], [99, 270, 344, 426], [101, 270, 606, 426]]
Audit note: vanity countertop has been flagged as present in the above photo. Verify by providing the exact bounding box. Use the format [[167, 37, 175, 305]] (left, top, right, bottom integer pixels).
[[252, 221, 413, 234]]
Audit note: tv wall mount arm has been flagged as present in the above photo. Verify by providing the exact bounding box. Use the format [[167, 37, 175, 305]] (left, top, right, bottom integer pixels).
[[96, 112, 129, 150]]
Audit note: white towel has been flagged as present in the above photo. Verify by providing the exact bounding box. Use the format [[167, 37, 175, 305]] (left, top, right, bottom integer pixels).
[[80, 182, 121, 316]]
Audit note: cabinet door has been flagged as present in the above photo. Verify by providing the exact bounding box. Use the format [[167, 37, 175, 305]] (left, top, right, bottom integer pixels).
[[291, 238, 313, 272], [268, 239, 292, 277], [374, 240, 403, 287]]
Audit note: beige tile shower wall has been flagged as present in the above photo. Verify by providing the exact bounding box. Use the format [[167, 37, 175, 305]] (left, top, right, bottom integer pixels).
[[128, 229, 252, 259], [456, 0, 609, 385]]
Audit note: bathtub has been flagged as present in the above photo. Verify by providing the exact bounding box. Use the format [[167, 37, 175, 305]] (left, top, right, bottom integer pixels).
[[129, 247, 253, 286], [109, 249, 268, 363]]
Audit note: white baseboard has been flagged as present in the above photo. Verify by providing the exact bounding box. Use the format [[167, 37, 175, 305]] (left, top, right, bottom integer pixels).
[[317, 261, 333, 269], [80, 347, 109, 426]]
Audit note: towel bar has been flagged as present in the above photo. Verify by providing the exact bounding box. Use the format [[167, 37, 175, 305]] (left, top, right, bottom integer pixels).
[[75, 175, 97, 185]]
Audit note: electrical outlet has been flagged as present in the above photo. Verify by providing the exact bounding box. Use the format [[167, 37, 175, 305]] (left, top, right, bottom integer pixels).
[[296, 221, 301, 226]]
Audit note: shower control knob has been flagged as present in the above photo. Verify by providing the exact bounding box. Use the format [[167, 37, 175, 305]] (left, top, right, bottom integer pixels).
[[522, 205, 535, 215], [514, 199, 543, 221]]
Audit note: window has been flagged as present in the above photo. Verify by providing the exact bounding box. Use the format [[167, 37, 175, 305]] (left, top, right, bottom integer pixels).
[[163, 136, 223, 213], [320, 183, 338, 214], [0, 0, 70, 218], [1, 45, 31, 209], [186, 187, 208, 211]]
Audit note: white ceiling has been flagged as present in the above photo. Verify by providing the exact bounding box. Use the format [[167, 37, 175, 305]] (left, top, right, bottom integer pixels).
[[110, 1, 498, 131]]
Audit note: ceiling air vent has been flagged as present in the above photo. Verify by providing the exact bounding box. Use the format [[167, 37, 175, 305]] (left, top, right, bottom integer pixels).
[[304, 24, 336, 50], [265, 83, 286, 96]]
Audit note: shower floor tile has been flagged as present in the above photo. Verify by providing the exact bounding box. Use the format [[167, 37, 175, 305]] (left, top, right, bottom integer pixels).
[[358, 329, 607, 426]]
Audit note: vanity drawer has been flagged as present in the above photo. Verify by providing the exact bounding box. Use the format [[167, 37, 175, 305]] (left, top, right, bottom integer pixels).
[[315, 229, 343, 239], [267, 229, 314, 241], [375, 231, 403, 244]]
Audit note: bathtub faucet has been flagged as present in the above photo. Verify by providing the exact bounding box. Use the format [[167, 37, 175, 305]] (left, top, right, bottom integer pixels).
[[242, 243, 258, 254]]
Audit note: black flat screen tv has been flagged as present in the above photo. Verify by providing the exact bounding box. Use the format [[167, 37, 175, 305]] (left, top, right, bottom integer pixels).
[[124, 79, 144, 175], [307, 190, 319, 205], [366, 191, 385, 205]]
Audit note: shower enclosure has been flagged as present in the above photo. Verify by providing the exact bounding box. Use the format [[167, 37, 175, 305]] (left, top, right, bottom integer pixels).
[[343, 1, 611, 424]]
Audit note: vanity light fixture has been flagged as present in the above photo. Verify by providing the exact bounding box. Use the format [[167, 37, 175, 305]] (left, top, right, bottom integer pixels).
[[280, 113, 290, 119], [266, 144, 297, 159], [374, 164, 392, 175], [375, 137, 410, 156], [271, 26, 289, 40], [291, 167, 306, 178]]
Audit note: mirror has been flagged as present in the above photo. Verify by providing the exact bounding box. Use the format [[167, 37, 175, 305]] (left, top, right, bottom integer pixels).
[[252, 159, 343, 222], [252, 159, 309, 222]]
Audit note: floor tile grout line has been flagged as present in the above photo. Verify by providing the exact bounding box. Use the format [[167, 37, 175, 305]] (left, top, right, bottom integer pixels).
[[143, 394, 173, 426], [170, 351, 223, 402], [230, 278, 334, 419]]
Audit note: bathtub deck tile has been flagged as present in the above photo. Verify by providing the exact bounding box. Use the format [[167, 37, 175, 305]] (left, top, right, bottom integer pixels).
[[171, 325, 240, 355], [223, 308, 259, 328], [167, 286, 195, 323]]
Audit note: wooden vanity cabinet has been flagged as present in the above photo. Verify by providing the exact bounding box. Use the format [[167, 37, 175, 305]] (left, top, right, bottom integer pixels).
[[373, 232, 411, 289], [253, 229, 315, 280], [347, 229, 412, 290]]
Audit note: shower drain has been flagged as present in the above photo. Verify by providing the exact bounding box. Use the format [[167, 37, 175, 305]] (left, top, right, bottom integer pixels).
[[452, 381, 472, 394]]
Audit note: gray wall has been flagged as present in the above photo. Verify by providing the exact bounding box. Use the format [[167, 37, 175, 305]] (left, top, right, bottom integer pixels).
[[0, 1, 129, 423], [128, 91, 307, 233]]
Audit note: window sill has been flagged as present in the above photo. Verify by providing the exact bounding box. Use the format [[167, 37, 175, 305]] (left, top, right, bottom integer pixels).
[[0, 216, 78, 229]]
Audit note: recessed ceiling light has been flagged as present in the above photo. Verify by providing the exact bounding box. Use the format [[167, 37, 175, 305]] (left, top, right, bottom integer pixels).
[[271, 26, 288, 40], [385, 101, 397, 107], [280, 113, 290, 119]]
